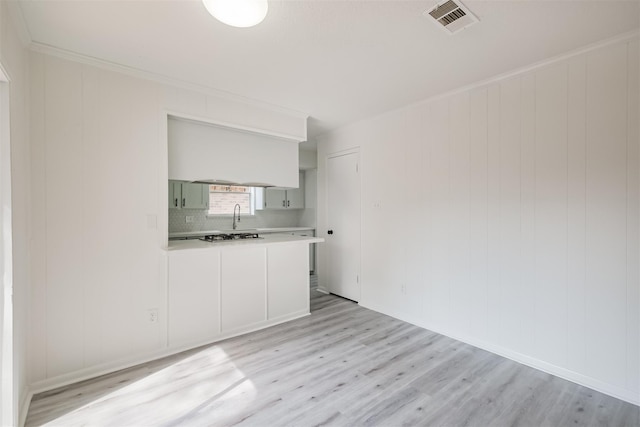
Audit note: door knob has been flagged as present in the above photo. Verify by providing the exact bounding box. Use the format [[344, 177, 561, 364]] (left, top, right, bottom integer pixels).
[[328, 230, 333, 235]]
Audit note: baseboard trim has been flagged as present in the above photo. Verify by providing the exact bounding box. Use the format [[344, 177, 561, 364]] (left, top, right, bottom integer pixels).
[[28, 311, 310, 397], [18, 387, 33, 427], [359, 301, 640, 407]]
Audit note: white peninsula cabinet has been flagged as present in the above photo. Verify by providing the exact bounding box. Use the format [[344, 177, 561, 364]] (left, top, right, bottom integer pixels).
[[167, 235, 321, 350], [167, 249, 220, 348]]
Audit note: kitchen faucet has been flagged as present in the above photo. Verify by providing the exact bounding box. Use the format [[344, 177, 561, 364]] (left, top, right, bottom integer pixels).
[[232, 203, 241, 230]]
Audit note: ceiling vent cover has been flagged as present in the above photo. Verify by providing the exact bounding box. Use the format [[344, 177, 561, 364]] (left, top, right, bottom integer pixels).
[[424, 0, 478, 34]]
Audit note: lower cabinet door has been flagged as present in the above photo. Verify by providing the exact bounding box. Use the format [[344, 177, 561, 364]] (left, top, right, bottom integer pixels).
[[168, 249, 220, 348], [267, 243, 309, 320], [220, 247, 267, 333]]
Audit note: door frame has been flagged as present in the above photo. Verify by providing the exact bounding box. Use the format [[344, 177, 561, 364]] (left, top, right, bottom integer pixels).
[[325, 147, 361, 301]]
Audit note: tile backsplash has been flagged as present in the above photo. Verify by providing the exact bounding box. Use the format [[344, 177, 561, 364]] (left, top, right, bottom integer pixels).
[[169, 208, 302, 233]]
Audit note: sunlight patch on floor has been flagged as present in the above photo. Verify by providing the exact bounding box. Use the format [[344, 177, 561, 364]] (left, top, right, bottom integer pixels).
[[42, 346, 257, 426]]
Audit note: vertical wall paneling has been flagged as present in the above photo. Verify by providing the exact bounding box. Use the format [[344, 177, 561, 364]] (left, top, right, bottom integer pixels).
[[428, 99, 451, 329], [625, 39, 639, 394], [404, 105, 427, 322], [318, 37, 640, 404], [534, 63, 569, 367], [28, 52, 47, 383], [468, 88, 489, 341], [420, 103, 436, 325], [81, 65, 103, 369], [566, 54, 588, 373], [519, 73, 536, 355], [44, 56, 85, 377], [448, 93, 471, 335], [498, 77, 523, 352], [585, 43, 629, 388], [486, 85, 501, 343]]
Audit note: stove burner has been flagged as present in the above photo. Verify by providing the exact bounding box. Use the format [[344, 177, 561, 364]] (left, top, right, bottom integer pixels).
[[199, 233, 261, 242]]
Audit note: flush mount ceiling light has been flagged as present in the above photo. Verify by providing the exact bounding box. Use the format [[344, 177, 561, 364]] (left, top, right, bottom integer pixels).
[[202, 0, 268, 28]]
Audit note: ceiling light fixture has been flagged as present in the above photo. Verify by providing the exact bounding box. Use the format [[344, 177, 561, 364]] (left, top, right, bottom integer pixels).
[[202, 0, 268, 28]]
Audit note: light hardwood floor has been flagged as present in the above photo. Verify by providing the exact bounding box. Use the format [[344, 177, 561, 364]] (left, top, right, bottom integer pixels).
[[26, 282, 639, 426]]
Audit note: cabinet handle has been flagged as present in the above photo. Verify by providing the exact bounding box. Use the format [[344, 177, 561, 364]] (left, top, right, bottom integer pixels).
[[282, 200, 285, 207], [182, 198, 186, 207], [174, 198, 178, 207], [287, 200, 290, 207], [328, 230, 334, 235]]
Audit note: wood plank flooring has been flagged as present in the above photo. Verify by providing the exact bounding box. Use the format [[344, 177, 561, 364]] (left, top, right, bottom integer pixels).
[[26, 282, 639, 426]]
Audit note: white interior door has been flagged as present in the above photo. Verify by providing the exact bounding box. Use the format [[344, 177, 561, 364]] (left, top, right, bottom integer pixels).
[[327, 151, 361, 301]]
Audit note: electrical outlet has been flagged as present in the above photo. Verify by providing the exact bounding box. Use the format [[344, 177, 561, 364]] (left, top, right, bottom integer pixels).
[[148, 308, 158, 323], [185, 216, 194, 223]]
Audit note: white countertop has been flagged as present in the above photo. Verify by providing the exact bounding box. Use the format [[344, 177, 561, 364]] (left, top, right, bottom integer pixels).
[[167, 233, 323, 251], [169, 227, 315, 239]]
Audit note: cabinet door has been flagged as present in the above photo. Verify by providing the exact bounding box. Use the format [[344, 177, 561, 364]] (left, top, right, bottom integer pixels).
[[268, 243, 309, 320], [221, 247, 267, 333], [168, 249, 220, 348], [264, 188, 287, 209], [181, 182, 209, 209], [168, 181, 181, 209], [285, 172, 305, 209]]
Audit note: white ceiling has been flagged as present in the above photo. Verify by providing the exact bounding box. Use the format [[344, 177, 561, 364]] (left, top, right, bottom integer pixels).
[[17, 0, 640, 142]]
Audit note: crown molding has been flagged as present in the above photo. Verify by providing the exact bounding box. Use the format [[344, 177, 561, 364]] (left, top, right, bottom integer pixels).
[[316, 28, 640, 141], [412, 28, 640, 108], [28, 42, 309, 121]]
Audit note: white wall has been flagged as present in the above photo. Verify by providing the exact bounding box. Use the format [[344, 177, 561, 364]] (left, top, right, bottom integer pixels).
[[298, 169, 317, 228], [0, 0, 31, 424], [317, 35, 639, 404], [27, 50, 307, 391]]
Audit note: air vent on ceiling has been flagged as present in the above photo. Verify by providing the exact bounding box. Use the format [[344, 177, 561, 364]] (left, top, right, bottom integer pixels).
[[424, 0, 478, 35]]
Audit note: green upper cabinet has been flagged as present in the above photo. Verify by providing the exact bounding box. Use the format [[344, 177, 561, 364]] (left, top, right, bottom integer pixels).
[[256, 172, 304, 210], [169, 181, 209, 210]]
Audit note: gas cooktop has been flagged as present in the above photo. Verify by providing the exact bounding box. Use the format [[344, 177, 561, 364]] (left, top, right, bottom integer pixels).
[[199, 233, 262, 242]]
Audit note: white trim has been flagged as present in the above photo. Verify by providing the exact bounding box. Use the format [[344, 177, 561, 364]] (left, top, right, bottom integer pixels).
[[29, 43, 309, 122], [326, 147, 360, 160], [18, 387, 31, 427], [413, 29, 640, 109], [316, 29, 640, 140], [360, 300, 640, 407]]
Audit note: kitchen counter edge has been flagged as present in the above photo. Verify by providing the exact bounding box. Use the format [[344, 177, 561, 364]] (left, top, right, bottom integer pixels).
[[166, 234, 323, 251]]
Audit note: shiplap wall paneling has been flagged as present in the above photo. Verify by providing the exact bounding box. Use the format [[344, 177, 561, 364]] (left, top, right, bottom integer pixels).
[[45, 56, 85, 378], [566, 54, 587, 374], [81, 65, 103, 369], [585, 43, 630, 389], [361, 112, 407, 312], [498, 77, 524, 353], [417, 103, 435, 326], [448, 94, 472, 336], [486, 85, 501, 344], [519, 73, 536, 356], [428, 99, 452, 330], [318, 37, 640, 404], [404, 105, 427, 322], [626, 39, 639, 396], [534, 62, 569, 368], [29, 52, 47, 383], [468, 88, 489, 342]]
